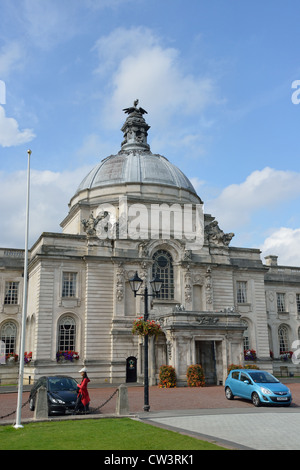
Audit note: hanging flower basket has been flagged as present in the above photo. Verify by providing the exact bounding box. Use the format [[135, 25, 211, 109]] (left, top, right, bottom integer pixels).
[[56, 351, 80, 362], [132, 317, 162, 337]]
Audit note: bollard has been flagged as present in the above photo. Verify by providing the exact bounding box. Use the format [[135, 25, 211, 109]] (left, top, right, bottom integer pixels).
[[115, 384, 129, 415], [34, 386, 48, 420]]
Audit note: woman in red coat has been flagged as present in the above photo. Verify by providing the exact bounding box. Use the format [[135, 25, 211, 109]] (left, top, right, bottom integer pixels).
[[76, 367, 90, 413]]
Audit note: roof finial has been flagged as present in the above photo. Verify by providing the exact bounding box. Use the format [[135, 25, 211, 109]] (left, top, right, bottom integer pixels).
[[123, 99, 148, 115], [121, 100, 150, 151]]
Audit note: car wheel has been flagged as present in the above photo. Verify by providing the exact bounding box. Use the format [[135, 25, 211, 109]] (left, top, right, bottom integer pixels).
[[252, 392, 261, 407], [225, 386, 234, 400], [29, 397, 35, 411]]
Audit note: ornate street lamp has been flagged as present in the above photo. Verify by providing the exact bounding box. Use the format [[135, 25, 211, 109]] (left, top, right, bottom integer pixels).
[[129, 271, 162, 411]]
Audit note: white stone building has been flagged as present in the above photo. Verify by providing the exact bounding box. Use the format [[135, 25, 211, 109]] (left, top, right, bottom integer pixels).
[[1, 104, 300, 385]]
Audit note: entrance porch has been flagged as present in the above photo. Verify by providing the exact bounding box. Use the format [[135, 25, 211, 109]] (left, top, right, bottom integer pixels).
[[150, 309, 246, 386]]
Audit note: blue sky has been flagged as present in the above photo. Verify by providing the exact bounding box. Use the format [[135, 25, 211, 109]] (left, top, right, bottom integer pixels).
[[1, 0, 300, 265]]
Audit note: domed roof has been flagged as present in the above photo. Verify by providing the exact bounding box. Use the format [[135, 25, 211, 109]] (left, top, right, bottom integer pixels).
[[75, 101, 197, 197], [76, 151, 196, 195]]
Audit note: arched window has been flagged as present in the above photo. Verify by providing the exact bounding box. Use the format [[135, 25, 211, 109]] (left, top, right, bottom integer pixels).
[[0, 321, 17, 355], [278, 325, 289, 355], [152, 250, 174, 299], [243, 327, 250, 351], [58, 316, 76, 351]]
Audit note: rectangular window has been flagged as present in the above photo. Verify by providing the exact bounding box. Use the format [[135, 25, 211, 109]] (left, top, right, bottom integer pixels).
[[237, 281, 247, 304], [296, 294, 300, 314], [243, 334, 249, 352], [4, 282, 19, 305], [277, 293, 285, 312], [62, 272, 77, 298]]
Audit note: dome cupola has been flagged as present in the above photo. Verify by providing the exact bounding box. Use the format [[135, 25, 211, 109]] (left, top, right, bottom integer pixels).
[[62, 102, 202, 234], [74, 101, 198, 198]]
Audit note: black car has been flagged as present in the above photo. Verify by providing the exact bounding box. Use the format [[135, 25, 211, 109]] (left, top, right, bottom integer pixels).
[[29, 375, 79, 415]]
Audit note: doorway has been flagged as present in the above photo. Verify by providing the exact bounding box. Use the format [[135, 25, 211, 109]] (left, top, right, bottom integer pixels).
[[196, 341, 217, 385], [126, 356, 137, 383]]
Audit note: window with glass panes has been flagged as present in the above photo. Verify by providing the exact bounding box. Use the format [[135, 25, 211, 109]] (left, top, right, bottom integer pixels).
[[62, 272, 77, 297], [277, 293, 285, 312], [4, 281, 19, 304], [237, 281, 247, 304], [296, 294, 300, 314], [58, 316, 76, 351], [0, 322, 17, 354], [278, 325, 289, 354], [152, 250, 174, 299]]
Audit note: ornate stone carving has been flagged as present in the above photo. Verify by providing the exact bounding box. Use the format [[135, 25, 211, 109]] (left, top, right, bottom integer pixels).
[[183, 249, 192, 261], [81, 211, 108, 238], [166, 341, 172, 360], [121, 100, 150, 151], [205, 219, 234, 246], [197, 316, 219, 325], [184, 266, 192, 304], [116, 262, 125, 302], [173, 304, 186, 312], [205, 267, 213, 306], [138, 241, 149, 258]]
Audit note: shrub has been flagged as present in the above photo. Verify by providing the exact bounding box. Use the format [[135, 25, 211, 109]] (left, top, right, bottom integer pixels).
[[186, 364, 205, 387], [227, 363, 260, 373], [158, 365, 176, 388], [244, 364, 260, 370], [227, 363, 243, 373]]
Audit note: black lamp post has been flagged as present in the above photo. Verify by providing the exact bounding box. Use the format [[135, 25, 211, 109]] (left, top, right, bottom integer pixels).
[[129, 271, 162, 412]]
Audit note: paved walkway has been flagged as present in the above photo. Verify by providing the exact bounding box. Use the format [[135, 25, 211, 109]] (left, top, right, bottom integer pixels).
[[1, 382, 300, 450], [139, 407, 300, 450]]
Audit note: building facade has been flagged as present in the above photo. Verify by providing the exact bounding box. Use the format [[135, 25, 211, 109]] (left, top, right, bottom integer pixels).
[[1, 104, 300, 385]]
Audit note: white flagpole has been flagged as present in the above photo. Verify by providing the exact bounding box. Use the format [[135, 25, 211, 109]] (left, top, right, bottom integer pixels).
[[14, 149, 31, 429]]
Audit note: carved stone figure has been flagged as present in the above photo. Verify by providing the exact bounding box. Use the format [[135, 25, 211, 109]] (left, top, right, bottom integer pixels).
[[205, 219, 234, 246], [81, 211, 108, 237]]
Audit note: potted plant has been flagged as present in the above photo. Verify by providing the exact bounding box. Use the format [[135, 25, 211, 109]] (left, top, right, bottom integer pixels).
[[186, 364, 205, 387], [158, 365, 176, 388]]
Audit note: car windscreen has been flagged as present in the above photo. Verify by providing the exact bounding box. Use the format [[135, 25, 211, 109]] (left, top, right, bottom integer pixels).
[[48, 377, 78, 392], [247, 371, 279, 384]]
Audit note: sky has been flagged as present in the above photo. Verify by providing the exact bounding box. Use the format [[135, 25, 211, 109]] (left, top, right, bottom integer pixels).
[[1, 0, 300, 266]]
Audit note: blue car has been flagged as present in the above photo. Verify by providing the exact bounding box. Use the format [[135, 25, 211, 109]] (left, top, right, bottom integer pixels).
[[225, 369, 292, 407]]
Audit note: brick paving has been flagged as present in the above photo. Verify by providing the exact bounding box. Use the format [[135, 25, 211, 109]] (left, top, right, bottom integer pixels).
[[1, 382, 299, 421]]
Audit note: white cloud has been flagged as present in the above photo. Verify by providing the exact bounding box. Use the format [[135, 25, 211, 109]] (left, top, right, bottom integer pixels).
[[93, 27, 217, 129], [0, 105, 35, 147], [0, 166, 90, 248], [261, 227, 300, 267], [206, 167, 300, 231]]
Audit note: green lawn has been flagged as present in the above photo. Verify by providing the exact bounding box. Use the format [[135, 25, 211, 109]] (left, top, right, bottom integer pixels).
[[0, 418, 226, 450]]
